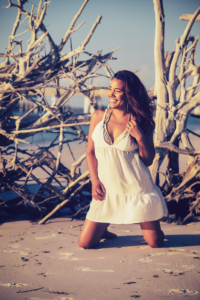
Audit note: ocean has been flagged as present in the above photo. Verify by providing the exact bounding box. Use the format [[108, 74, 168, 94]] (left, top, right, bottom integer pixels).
[[21, 112, 200, 146]]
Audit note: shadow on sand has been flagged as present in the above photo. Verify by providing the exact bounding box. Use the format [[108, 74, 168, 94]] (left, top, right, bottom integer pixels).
[[93, 234, 200, 249]]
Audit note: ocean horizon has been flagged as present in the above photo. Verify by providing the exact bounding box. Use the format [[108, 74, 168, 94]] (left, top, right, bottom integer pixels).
[[20, 110, 200, 146]]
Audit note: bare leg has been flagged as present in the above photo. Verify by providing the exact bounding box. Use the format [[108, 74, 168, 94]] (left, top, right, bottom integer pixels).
[[140, 220, 164, 248], [78, 219, 116, 249]]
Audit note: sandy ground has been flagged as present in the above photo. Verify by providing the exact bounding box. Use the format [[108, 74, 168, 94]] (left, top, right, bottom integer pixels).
[[0, 218, 200, 300]]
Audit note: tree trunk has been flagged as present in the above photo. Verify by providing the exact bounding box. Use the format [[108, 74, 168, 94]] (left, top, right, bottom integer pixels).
[[150, 0, 200, 223]]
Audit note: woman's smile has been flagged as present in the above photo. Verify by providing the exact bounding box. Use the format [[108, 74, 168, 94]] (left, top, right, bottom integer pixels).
[[110, 98, 118, 103]]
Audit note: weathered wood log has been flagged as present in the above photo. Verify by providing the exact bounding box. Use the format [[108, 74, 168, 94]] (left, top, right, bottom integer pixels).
[[161, 157, 200, 224], [38, 175, 90, 224]]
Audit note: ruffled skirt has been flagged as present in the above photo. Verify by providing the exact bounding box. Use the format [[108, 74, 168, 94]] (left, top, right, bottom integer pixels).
[[86, 185, 167, 224]]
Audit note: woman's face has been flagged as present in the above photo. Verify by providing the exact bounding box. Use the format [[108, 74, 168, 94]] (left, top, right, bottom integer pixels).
[[108, 78, 126, 110]]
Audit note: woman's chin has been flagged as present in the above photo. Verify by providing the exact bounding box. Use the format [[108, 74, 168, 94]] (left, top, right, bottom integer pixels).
[[109, 104, 124, 110], [109, 102, 118, 108]]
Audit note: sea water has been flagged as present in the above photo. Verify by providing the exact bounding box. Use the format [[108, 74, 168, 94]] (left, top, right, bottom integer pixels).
[[22, 114, 200, 146], [10, 103, 200, 147]]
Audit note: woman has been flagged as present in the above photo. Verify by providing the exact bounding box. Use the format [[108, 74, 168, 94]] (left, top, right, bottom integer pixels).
[[79, 70, 168, 249]]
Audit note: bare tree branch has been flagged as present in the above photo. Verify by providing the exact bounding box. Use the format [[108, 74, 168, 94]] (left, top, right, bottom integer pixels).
[[0, 0, 117, 223]]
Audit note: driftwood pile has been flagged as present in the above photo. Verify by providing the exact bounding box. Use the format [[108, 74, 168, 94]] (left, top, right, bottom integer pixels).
[[0, 0, 117, 223]]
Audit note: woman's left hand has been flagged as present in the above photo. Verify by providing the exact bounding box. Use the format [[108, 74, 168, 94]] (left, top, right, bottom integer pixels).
[[126, 117, 144, 142], [126, 116, 155, 166]]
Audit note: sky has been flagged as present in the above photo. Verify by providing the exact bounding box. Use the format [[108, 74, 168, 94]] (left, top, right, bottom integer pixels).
[[0, 0, 200, 107]]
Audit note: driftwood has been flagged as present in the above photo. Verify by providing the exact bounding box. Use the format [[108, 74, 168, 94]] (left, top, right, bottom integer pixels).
[[0, 0, 117, 223], [151, 0, 200, 224]]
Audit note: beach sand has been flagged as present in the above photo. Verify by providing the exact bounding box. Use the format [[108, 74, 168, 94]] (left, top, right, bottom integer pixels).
[[0, 219, 200, 300], [0, 132, 200, 300]]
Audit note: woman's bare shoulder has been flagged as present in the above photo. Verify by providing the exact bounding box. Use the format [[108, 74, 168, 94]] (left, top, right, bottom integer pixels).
[[91, 109, 105, 125]]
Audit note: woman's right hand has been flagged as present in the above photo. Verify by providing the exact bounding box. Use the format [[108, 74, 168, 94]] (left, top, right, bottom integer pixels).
[[92, 179, 106, 201]]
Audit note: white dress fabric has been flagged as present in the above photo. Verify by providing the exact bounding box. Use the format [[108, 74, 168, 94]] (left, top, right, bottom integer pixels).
[[86, 110, 168, 224]]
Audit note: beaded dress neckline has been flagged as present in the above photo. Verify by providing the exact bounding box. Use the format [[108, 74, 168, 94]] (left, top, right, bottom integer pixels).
[[103, 109, 130, 145]]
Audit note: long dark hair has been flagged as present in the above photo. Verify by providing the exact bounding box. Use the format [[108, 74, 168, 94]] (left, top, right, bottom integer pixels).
[[113, 70, 155, 133]]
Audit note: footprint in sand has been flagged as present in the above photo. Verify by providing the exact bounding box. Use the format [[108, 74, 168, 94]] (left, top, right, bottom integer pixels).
[[168, 289, 199, 295], [0, 282, 29, 288], [74, 267, 114, 272], [138, 257, 152, 263], [59, 252, 74, 260]]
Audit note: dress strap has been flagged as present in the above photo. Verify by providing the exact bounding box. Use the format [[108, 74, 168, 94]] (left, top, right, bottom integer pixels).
[[104, 109, 113, 125], [102, 109, 111, 122], [103, 109, 113, 145], [102, 109, 108, 122]]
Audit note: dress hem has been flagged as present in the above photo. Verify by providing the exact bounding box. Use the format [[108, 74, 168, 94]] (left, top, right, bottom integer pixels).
[[86, 214, 167, 225]]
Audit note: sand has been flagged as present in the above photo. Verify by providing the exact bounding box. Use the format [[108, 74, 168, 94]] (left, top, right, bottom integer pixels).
[[0, 132, 200, 300], [0, 219, 200, 300]]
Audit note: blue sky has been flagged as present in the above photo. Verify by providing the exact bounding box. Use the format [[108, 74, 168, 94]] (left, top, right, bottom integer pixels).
[[0, 0, 200, 93]]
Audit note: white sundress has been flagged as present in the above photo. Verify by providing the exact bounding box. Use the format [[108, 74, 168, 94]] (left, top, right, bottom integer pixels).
[[86, 109, 168, 224]]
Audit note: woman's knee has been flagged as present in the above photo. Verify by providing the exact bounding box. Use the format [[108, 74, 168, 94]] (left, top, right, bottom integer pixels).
[[78, 235, 91, 249], [78, 239, 89, 249], [140, 221, 164, 248], [78, 219, 109, 249], [147, 232, 164, 248], [144, 230, 164, 248]]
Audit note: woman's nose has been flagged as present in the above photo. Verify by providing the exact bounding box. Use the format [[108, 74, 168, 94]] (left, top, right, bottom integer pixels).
[[109, 89, 115, 97]]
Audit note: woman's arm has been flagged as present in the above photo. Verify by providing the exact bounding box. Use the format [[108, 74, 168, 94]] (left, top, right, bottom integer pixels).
[[86, 110, 106, 200], [135, 128, 155, 166], [126, 118, 155, 166]]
